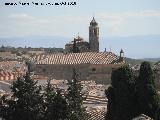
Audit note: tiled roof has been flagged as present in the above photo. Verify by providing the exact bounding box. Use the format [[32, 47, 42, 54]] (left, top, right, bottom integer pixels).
[[84, 95, 107, 104], [0, 71, 14, 76], [0, 61, 27, 72], [35, 52, 121, 65], [0, 61, 20, 71], [30, 54, 47, 63], [0, 52, 16, 59], [87, 107, 106, 120]]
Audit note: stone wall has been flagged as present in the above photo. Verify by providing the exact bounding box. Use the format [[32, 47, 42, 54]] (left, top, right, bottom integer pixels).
[[35, 64, 123, 84]]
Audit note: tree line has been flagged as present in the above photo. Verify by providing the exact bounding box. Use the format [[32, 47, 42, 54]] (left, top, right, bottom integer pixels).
[[1, 61, 160, 120], [105, 61, 160, 120], [0, 69, 88, 120]]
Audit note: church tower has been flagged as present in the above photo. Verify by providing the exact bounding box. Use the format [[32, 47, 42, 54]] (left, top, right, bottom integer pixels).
[[89, 17, 99, 52], [119, 49, 125, 62]]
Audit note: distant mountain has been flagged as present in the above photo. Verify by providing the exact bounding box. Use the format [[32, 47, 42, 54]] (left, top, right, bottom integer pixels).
[[0, 34, 160, 58], [125, 58, 143, 66], [0, 35, 71, 48], [100, 34, 160, 59], [142, 58, 160, 62], [125, 57, 158, 66]]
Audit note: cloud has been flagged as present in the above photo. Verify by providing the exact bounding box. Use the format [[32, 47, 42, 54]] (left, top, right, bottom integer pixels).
[[9, 13, 35, 20], [96, 10, 160, 36], [0, 14, 90, 37], [0, 10, 160, 37], [124, 10, 160, 18]]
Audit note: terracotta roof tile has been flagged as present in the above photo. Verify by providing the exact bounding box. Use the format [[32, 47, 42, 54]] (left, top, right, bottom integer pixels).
[[34, 52, 121, 65]]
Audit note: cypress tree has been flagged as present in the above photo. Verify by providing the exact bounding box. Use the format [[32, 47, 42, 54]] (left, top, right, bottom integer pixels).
[[105, 86, 115, 120], [44, 80, 68, 120], [136, 61, 160, 119], [66, 69, 88, 120], [105, 65, 137, 120], [43, 79, 56, 120]]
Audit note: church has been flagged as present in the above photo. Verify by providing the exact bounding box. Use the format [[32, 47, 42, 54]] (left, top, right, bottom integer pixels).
[[65, 17, 99, 53], [33, 17, 125, 84]]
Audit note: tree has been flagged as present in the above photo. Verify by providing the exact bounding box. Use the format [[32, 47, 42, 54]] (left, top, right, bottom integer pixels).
[[0, 94, 7, 119], [43, 79, 56, 120], [0, 45, 5, 52], [72, 39, 80, 53], [66, 69, 88, 120], [105, 65, 137, 120], [136, 61, 160, 119], [2, 73, 44, 120], [105, 86, 115, 120], [43, 80, 68, 120]]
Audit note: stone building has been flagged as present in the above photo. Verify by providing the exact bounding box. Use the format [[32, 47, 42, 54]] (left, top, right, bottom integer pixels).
[[65, 17, 99, 53], [31, 17, 125, 84], [33, 51, 125, 84]]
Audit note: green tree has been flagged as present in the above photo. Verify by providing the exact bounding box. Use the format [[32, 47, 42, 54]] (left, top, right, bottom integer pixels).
[[2, 73, 44, 120], [0, 94, 7, 119], [43, 80, 68, 120], [106, 65, 137, 120], [72, 39, 80, 53], [66, 69, 88, 120], [136, 61, 160, 119], [105, 86, 115, 120]]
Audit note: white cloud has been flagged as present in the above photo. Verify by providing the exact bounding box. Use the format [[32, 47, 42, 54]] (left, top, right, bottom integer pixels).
[[124, 10, 160, 18], [0, 10, 160, 37], [9, 13, 35, 20], [96, 10, 160, 36]]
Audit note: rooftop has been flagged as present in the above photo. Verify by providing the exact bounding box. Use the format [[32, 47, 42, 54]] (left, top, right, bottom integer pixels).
[[34, 52, 123, 65]]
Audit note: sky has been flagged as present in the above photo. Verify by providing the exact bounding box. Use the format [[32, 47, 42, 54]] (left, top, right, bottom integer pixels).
[[0, 0, 160, 58]]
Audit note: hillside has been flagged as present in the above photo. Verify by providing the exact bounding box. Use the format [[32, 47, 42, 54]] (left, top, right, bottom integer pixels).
[[125, 58, 156, 66], [142, 58, 160, 62], [125, 58, 143, 66]]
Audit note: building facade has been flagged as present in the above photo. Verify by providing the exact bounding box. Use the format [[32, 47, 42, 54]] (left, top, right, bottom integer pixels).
[[33, 52, 125, 84]]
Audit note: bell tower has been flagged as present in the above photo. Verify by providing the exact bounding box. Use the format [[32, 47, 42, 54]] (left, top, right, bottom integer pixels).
[[89, 17, 99, 52], [119, 49, 125, 62]]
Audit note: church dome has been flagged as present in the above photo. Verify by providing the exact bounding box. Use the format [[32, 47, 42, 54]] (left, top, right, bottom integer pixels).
[[90, 17, 98, 26]]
